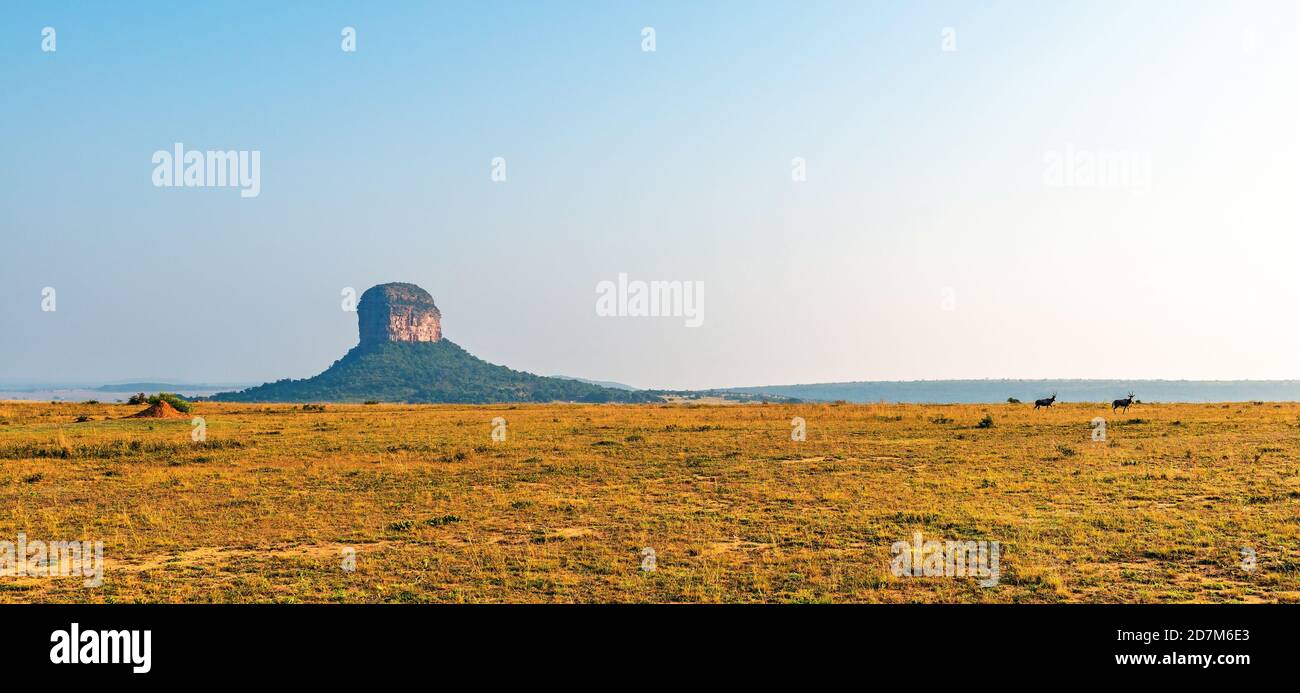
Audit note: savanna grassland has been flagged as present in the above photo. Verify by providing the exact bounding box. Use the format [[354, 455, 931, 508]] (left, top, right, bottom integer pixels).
[[0, 400, 1297, 603]]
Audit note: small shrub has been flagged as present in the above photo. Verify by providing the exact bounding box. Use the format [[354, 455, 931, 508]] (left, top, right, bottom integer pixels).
[[425, 515, 460, 527], [363, 400, 380, 405], [388, 520, 414, 532], [976, 414, 994, 429]]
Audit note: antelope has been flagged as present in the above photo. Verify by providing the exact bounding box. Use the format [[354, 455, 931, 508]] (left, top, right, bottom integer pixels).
[[1033, 394, 1057, 410], [1112, 393, 1135, 412]]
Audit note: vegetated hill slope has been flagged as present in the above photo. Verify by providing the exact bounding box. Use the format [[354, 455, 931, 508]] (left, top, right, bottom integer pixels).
[[209, 340, 660, 404]]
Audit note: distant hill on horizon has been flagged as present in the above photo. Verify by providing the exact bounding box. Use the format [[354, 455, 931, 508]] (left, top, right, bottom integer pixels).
[[552, 376, 639, 391], [93, 382, 251, 393], [719, 379, 1300, 404]]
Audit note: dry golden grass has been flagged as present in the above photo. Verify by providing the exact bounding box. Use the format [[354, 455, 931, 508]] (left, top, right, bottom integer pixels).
[[0, 400, 1297, 603]]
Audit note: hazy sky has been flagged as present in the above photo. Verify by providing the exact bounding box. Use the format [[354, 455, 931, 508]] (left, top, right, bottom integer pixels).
[[4, 1, 1299, 389]]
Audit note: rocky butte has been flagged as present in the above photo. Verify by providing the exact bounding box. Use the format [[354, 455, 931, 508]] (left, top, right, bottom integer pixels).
[[357, 283, 442, 346], [210, 282, 658, 404]]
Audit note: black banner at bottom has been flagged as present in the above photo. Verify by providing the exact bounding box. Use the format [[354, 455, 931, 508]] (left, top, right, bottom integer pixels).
[[0, 604, 1288, 681]]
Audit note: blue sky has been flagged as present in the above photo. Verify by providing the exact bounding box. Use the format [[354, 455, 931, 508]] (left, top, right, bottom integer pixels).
[[3, 1, 1299, 389]]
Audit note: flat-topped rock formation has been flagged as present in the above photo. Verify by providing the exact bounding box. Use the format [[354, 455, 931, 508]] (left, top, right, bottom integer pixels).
[[358, 282, 442, 346], [210, 282, 657, 404]]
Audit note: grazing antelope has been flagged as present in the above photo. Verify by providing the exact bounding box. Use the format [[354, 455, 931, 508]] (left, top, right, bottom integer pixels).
[[1112, 393, 1135, 412], [1033, 394, 1057, 410]]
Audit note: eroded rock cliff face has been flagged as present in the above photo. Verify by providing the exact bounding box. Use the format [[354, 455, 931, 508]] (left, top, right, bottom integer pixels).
[[357, 282, 442, 346]]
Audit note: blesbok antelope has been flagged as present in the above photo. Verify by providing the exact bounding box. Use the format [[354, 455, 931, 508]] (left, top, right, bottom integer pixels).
[[1033, 394, 1057, 410], [1112, 393, 1135, 412]]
